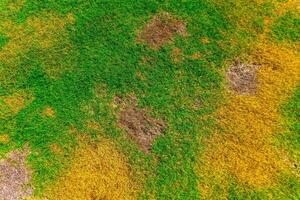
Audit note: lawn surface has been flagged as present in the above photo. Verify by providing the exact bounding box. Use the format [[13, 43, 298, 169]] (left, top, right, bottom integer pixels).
[[0, 0, 299, 199]]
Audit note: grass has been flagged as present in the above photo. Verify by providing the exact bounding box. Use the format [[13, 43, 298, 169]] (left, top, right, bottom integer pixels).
[[0, 0, 299, 199]]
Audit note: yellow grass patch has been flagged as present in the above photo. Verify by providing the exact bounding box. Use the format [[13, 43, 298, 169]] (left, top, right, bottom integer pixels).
[[41, 106, 55, 118], [4, 0, 25, 15], [171, 47, 184, 63], [44, 136, 138, 200], [190, 52, 202, 60], [49, 144, 64, 155], [0, 11, 75, 82], [201, 37, 210, 45], [0, 90, 33, 119], [85, 120, 101, 130], [273, 0, 300, 16], [0, 134, 10, 144], [0, 12, 74, 63], [197, 42, 300, 198]]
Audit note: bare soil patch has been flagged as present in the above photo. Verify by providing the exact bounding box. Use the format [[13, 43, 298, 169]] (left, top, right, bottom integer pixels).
[[139, 12, 187, 49], [116, 96, 165, 153], [0, 147, 33, 200], [226, 60, 259, 94]]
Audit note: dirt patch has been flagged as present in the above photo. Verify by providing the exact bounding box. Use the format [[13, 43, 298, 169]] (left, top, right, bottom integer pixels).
[[116, 96, 165, 153], [138, 12, 187, 49], [226, 60, 259, 95], [0, 147, 33, 200]]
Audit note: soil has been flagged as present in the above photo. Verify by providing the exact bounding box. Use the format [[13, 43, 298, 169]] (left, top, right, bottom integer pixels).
[[0, 146, 33, 200], [139, 12, 187, 49], [226, 60, 259, 94], [116, 95, 165, 153]]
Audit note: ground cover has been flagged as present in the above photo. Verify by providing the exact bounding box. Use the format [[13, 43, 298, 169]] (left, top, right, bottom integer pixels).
[[0, 0, 299, 199]]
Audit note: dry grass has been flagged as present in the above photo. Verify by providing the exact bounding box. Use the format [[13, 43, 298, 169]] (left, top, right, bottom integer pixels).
[[117, 95, 165, 153], [190, 52, 202, 60], [0, 90, 34, 120], [0, 146, 33, 200], [41, 106, 55, 118], [0, 11, 75, 83], [138, 12, 187, 49], [44, 135, 138, 200], [171, 47, 184, 63], [0, 135, 10, 144], [197, 42, 300, 198], [226, 60, 259, 95]]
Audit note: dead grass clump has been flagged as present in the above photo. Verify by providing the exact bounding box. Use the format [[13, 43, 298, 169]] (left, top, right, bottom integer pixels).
[[226, 60, 259, 95], [116, 96, 165, 153], [0, 146, 33, 200], [139, 12, 187, 49], [44, 137, 137, 200]]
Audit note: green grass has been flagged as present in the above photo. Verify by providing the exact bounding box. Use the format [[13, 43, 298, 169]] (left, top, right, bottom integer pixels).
[[0, 34, 8, 49], [0, 0, 299, 199], [272, 11, 300, 42]]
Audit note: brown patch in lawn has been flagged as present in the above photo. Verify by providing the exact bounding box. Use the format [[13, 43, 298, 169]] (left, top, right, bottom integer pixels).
[[138, 12, 187, 49], [0, 146, 33, 200], [116, 95, 165, 153], [226, 60, 259, 95], [42, 106, 55, 118]]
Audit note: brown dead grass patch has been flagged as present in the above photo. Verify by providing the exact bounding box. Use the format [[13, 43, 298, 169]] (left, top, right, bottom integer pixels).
[[138, 12, 187, 49], [226, 60, 259, 95], [0, 146, 33, 200], [116, 95, 165, 153]]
